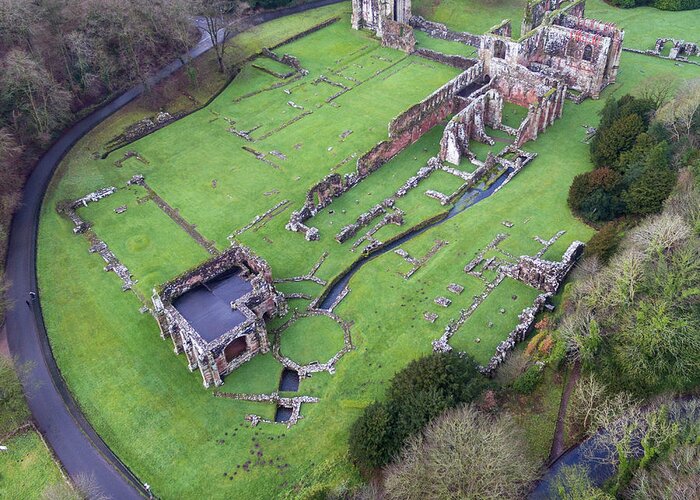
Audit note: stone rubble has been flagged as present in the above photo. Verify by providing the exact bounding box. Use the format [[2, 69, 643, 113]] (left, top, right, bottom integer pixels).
[[424, 312, 438, 323], [434, 296, 452, 307]]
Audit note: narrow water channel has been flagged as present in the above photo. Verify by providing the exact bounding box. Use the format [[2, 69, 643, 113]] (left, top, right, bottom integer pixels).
[[319, 166, 514, 309]]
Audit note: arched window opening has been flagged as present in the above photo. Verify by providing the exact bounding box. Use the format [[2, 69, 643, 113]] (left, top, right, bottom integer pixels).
[[225, 336, 247, 362], [583, 44, 593, 62], [494, 40, 506, 59]]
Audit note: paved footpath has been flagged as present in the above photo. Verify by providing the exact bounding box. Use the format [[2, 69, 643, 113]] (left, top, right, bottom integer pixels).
[[5, 1, 343, 497]]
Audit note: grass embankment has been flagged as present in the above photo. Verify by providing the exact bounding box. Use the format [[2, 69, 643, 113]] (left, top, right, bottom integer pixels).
[[0, 358, 67, 498], [36, 0, 700, 497]]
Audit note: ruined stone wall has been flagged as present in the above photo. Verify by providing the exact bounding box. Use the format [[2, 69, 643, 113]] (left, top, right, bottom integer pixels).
[[287, 64, 486, 237], [487, 64, 566, 145], [159, 244, 275, 302], [388, 62, 484, 139], [502, 241, 584, 292], [521, 0, 568, 34], [439, 88, 504, 165], [527, 25, 612, 97], [414, 49, 478, 69], [480, 0, 622, 99], [489, 61, 547, 107], [410, 16, 482, 46], [554, 15, 624, 91], [352, 0, 411, 36], [488, 19, 513, 38], [515, 84, 566, 146], [381, 18, 416, 53], [152, 244, 288, 388]]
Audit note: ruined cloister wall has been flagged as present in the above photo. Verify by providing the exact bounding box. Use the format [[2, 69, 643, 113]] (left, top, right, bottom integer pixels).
[[414, 49, 478, 70], [488, 62, 566, 145], [287, 64, 485, 237], [380, 18, 416, 53], [410, 16, 482, 46]]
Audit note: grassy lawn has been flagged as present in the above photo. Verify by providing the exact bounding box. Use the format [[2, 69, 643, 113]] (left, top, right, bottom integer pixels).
[[278, 315, 346, 365], [0, 430, 66, 499], [35, 0, 700, 497]]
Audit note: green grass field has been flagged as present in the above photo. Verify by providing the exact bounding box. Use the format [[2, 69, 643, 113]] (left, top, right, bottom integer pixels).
[[35, 0, 700, 498], [0, 430, 66, 499]]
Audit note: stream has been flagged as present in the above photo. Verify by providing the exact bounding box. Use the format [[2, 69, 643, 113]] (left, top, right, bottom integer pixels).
[[318, 166, 514, 309]]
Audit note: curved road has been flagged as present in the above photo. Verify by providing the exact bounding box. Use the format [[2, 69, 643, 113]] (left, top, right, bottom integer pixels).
[[5, 1, 343, 497]]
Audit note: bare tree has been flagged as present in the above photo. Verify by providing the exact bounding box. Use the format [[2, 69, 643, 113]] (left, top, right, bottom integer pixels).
[[567, 373, 636, 439], [656, 78, 700, 146], [629, 212, 692, 255], [199, 0, 237, 73], [639, 75, 673, 110], [664, 169, 700, 228], [384, 405, 538, 499], [0, 49, 72, 139]]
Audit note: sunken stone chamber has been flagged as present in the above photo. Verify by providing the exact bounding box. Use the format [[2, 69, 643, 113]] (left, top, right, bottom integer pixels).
[[151, 243, 287, 388]]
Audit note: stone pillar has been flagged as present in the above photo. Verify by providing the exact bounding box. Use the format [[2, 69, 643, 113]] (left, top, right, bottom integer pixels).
[[184, 340, 198, 372], [170, 325, 184, 354]]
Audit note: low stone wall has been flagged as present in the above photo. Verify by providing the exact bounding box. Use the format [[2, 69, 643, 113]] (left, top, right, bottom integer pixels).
[[480, 293, 551, 375], [104, 111, 184, 154], [267, 17, 340, 51], [335, 198, 395, 243], [261, 48, 309, 76]]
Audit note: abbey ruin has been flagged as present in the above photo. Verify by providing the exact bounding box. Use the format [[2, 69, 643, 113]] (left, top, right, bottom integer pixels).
[[288, 0, 623, 240]]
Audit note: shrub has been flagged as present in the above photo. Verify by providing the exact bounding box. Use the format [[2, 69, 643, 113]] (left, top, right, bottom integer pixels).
[[525, 331, 546, 356], [586, 222, 623, 262], [348, 353, 485, 472], [538, 335, 555, 356], [653, 0, 700, 9], [512, 365, 543, 394], [591, 113, 646, 167], [348, 401, 394, 471]]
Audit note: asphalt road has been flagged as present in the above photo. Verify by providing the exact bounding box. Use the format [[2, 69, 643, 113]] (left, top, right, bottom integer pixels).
[[5, 1, 343, 497]]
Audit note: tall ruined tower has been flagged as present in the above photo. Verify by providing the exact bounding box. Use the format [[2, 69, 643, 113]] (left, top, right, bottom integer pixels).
[[352, 0, 412, 37]]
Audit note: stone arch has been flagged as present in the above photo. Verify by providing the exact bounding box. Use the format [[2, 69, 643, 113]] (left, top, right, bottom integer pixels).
[[493, 39, 506, 59], [583, 44, 593, 62]]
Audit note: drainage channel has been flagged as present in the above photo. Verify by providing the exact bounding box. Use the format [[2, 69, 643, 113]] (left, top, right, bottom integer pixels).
[[319, 166, 514, 309]]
